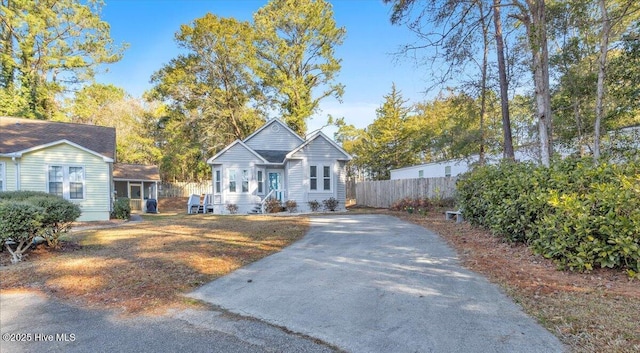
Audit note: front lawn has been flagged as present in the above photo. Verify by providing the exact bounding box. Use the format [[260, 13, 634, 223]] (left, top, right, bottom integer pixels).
[[0, 212, 309, 314]]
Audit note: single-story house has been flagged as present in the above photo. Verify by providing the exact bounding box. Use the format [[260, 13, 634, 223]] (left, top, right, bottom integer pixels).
[[206, 118, 352, 214], [0, 116, 159, 220]]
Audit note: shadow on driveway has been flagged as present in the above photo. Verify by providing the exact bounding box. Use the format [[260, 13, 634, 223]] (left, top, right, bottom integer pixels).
[[189, 214, 566, 353]]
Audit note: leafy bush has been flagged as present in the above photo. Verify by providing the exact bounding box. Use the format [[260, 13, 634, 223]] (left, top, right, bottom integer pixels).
[[308, 200, 321, 212], [456, 157, 640, 275], [265, 198, 282, 213], [28, 196, 81, 248], [226, 203, 238, 214], [322, 197, 339, 211], [285, 200, 298, 213], [0, 202, 44, 263], [112, 197, 131, 220]]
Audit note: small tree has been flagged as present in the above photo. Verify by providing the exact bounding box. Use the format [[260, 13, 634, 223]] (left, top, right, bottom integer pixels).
[[0, 202, 44, 263]]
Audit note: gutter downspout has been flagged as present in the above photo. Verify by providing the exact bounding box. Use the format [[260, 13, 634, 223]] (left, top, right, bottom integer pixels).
[[11, 155, 20, 190]]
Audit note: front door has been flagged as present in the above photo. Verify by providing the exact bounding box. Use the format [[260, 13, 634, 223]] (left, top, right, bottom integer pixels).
[[129, 183, 142, 210], [268, 172, 282, 201]]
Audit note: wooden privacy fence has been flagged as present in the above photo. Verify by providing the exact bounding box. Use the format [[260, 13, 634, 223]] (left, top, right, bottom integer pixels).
[[159, 181, 212, 198], [354, 177, 458, 208]]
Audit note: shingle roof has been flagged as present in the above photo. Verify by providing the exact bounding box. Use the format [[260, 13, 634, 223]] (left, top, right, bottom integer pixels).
[[0, 116, 116, 160], [254, 150, 289, 163], [113, 164, 160, 181]]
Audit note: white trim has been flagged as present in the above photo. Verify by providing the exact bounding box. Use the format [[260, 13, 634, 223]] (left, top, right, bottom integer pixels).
[[0, 161, 5, 191], [46, 164, 86, 200], [286, 131, 351, 160], [13, 139, 113, 162], [243, 119, 305, 144], [308, 163, 333, 192], [207, 140, 268, 164]]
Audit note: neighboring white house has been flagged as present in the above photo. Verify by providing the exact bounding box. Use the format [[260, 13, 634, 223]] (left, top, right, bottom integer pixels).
[[391, 150, 538, 180], [206, 119, 352, 214], [391, 125, 640, 180]]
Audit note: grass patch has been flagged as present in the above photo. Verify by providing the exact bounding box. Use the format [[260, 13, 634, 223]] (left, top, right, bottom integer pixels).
[[386, 207, 640, 353], [0, 212, 308, 315]]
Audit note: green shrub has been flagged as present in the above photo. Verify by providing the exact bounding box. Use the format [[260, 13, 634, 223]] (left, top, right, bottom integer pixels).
[[265, 198, 282, 213], [112, 197, 131, 220], [28, 196, 81, 248], [308, 200, 321, 212], [285, 200, 298, 213], [457, 157, 640, 275], [0, 202, 44, 263]]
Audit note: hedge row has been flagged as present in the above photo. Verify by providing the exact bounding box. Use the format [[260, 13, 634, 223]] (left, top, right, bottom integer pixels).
[[456, 157, 640, 276], [0, 191, 81, 263]]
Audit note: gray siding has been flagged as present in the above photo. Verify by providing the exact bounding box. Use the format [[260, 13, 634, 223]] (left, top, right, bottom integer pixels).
[[336, 161, 347, 211], [285, 160, 306, 211], [245, 122, 303, 151], [214, 143, 264, 164], [210, 143, 262, 214], [291, 137, 347, 160]]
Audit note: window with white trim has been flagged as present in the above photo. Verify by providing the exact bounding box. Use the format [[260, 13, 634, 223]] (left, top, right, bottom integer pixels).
[[47, 165, 85, 200], [310, 166, 317, 190], [310, 164, 331, 191], [323, 166, 331, 190], [214, 169, 221, 193], [229, 169, 236, 193], [0, 162, 5, 191], [241, 169, 249, 193], [257, 170, 264, 194]]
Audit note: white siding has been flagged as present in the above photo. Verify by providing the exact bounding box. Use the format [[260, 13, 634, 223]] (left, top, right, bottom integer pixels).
[[19, 144, 111, 221], [336, 161, 347, 211], [245, 122, 303, 151]]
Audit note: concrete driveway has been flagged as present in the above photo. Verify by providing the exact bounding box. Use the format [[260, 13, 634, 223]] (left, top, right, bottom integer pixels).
[[189, 214, 565, 353]]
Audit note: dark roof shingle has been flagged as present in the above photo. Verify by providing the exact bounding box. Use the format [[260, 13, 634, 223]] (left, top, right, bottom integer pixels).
[[254, 150, 289, 163], [0, 116, 116, 160], [113, 164, 160, 181]]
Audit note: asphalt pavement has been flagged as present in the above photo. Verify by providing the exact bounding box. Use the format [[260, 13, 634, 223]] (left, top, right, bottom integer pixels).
[[189, 214, 566, 353]]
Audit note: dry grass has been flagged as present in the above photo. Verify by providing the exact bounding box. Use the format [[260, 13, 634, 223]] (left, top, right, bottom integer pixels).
[[390, 208, 640, 353], [0, 212, 308, 315]]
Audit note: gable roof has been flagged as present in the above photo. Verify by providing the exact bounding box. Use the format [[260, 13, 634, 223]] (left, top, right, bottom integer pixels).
[[287, 131, 352, 160], [113, 164, 160, 181], [0, 116, 116, 160], [207, 140, 269, 164], [243, 118, 305, 144]]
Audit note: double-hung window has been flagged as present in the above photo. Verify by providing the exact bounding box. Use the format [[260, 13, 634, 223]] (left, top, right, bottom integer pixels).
[[214, 169, 221, 193], [47, 165, 85, 200], [310, 164, 331, 191], [257, 170, 264, 194], [241, 170, 249, 193], [229, 169, 237, 193]]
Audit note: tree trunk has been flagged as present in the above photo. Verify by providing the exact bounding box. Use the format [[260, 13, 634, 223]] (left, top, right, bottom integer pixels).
[[493, 0, 515, 161], [594, 0, 611, 162], [526, 0, 552, 166]]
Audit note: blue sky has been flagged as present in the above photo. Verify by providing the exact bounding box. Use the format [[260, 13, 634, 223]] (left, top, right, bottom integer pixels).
[[97, 0, 433, 136]]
